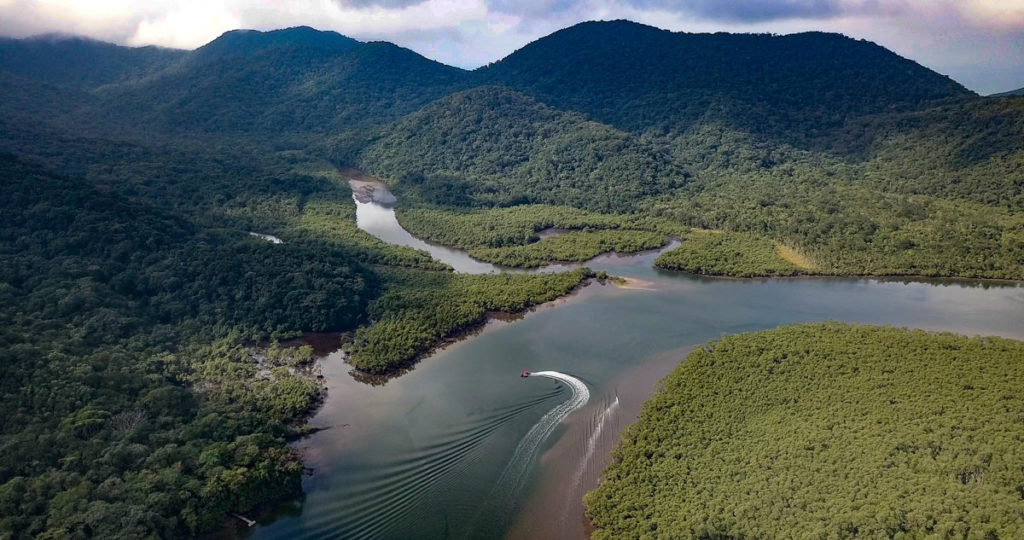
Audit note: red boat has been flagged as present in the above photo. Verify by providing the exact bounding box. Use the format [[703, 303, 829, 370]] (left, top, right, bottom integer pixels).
[[520, 371, 531, 377]]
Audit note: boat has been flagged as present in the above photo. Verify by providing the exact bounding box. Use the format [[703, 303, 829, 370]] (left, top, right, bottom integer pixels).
[[520, 371, 531, 377]]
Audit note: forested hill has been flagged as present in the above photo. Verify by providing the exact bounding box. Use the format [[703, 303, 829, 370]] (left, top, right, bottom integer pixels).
[[1, 27, 470, 136], [102, 26, 470, 134], [0, 35, 185, 89], [476, 20, 973, 139], [189, 26, 360, 63], [357, 86, 686, 212], [2, 22, 979, 141]]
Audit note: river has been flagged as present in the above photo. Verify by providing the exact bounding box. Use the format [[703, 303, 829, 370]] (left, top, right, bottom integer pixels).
[[251, 180, 1024, 540]]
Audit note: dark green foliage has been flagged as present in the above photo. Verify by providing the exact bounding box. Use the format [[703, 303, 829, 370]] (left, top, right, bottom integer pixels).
[[1, 155, 374, 337], [191, 26, 360, 63], [395, 205, 635, 248], [290, 198, 451, 271], [358, 86, 687, 212], [99, 28, 468, 135], [0, 35, 185, 90], [647, 129, 1024, 279], [585, 323, 1024, 539], [0, 155, 375, 537], [478, 20, 972, 140], [852, 98, 1024, 209], [468, 230, 666, 268], [0, 336, 322, 538], [654, 231, 803, 277], [347, 268, 593, 373]]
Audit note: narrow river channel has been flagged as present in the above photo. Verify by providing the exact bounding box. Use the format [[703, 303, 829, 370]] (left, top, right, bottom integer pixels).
[[251, 178, 1024, 540]]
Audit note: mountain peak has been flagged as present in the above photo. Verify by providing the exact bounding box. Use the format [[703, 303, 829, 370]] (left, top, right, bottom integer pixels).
[[479, 23, 972, 136], [194, 26, 360, 61]]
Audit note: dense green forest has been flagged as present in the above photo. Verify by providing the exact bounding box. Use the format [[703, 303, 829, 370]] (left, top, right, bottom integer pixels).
[[0, 155, 372, 536], [358, 86, 686, 212], [0, 144, 608, 535], [477, 21, 972, 141], [467, 230, 665, 268], [2, 18, 1023, 537], [347, 267, 596, 373], [585, 323, 1024, 539], [653, 230, 805, 277]]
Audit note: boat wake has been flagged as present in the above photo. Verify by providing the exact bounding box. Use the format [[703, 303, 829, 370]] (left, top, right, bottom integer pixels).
[[572, 395, 618, 492], [468, 371, 589, 537]]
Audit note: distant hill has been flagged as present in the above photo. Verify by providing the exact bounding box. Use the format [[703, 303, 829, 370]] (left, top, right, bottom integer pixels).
[[95, 27, 470, 135], [190, 26, 360, 63], [0, 23, 979, 141], [477, 20, 973, 139], [992, 87, 1024, 97], [358, 86, 687, 211], [0, 35, 185, 89], [0, 27, 470, 137]]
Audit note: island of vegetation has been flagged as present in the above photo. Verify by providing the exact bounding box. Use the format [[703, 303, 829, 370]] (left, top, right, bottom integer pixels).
[[584, 323, 1024, 539]]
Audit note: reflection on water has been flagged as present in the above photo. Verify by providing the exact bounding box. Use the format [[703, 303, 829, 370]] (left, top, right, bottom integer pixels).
[[352, 184, 503, 274], [251, 175, 1024, 540]]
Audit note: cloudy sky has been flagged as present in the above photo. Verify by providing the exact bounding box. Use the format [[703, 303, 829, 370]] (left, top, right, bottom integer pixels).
[[1, 0, 1022, 94]]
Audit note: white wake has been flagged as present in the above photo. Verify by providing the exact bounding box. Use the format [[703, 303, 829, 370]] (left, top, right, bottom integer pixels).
[[572, 395, 618, 492], [467, 371, 589, 536]]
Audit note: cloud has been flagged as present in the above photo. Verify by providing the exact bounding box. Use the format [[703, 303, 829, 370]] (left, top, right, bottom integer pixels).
[[623, 0, 848, 22], [0, 0, 1021, 93], [338, 0, 429, 7]]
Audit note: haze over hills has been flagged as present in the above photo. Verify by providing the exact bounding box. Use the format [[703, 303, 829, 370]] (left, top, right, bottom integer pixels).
[[1, 19, 1023, 539], [0, 34, 185, 89]]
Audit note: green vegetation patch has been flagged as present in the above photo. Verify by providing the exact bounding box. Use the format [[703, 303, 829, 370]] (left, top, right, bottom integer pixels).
[[585, 323, 1024, 539], [655, 230, 803, 277], [469, 230, 666, 268], [395, 204, 631, 248], [347, 267, 593, 373]]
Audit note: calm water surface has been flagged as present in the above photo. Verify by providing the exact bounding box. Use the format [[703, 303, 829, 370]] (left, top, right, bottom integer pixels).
[[252, 182, 1024, 539]]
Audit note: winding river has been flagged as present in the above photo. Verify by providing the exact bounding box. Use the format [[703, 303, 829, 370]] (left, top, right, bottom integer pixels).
[[252, 180, 1024, 540]]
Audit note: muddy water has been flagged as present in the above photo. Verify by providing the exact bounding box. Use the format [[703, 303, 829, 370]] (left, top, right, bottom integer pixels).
[[250, 177, 1024, 540]]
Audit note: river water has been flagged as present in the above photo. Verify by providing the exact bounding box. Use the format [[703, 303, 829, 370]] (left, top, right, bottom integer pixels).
[[252, 181, 1024, 540]]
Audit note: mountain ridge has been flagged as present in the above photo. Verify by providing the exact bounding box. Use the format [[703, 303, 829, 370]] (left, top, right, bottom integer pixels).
[[476, 20, 973, 139], [992, 87, 1024, 97]]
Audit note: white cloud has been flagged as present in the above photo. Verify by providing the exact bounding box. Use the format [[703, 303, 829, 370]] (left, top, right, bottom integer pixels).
[[127, 2, 240, 48]]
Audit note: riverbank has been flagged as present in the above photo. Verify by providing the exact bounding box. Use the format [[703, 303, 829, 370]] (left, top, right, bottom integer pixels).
[[345, 267, 598, 374]]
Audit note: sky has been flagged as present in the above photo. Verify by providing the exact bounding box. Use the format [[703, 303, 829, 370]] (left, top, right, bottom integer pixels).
[[0, 0, 1022, 94]]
